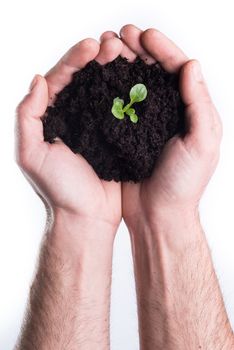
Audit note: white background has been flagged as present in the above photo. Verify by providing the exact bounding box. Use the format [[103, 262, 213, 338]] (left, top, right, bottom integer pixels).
[[0, 0, 234, 348]]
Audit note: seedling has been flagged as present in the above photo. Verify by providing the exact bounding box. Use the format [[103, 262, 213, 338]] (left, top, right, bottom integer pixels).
[[111, 83, 147, 123]]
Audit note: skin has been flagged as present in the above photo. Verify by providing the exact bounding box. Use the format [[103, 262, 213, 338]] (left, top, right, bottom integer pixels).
[[15, 37, 124, 350], [15, 24, 234, 349], [100, 24, 233, 349]]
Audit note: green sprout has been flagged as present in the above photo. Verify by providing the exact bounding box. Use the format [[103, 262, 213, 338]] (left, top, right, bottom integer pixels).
[[111, 83, 147, 123]]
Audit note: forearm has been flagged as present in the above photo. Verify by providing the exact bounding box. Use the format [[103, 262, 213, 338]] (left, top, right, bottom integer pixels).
[[129, 209, 234, 350], [16, 210, 116, 350]]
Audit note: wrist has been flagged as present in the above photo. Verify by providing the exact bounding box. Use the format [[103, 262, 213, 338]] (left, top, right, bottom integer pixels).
[[45, 209, 116, 266], [45, 203, 121, 234], [128, 205, 203, 250], [50, 208, 118, 238], [128, 206, 207, 298]]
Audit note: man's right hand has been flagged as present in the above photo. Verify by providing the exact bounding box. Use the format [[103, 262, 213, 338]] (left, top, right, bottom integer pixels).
[[15, 34, 127, 350], [15, 37, 125, 231]]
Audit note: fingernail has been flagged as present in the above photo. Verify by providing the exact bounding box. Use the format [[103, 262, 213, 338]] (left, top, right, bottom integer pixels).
[[29, 75, 39, 91], [193, 61, 203, 82]]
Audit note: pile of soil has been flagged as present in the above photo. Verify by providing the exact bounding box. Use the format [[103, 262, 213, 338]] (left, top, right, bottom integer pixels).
[[43, 56, 185, 182]]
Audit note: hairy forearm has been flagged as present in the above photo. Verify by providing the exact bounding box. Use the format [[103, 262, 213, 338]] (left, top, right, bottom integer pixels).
[[129, 209, 234, 350], [15, 211, 116, 350]]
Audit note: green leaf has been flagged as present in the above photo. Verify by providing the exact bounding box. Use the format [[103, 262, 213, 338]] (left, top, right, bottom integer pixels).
[[111, 97, 125, 119], [130, 83, 147, 103], [112, 105, 124, 119], [113, 97, 124, 108], [129, 113, 138, 123], [111, 84, 147, 123], [125, 108, 135, 116]]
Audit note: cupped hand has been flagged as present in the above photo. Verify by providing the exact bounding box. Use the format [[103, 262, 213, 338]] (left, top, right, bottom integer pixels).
[[100, 25, 222, 228], [16, 37, 124, 229]]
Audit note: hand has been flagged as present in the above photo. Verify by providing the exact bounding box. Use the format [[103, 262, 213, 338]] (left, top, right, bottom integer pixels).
[[104, 28, 231, 350], [102, 25, 222, 228], [16, 37, 125, 230]]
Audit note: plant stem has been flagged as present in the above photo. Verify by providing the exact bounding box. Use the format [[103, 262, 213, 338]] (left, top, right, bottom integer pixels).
[[123, 100, 134, 113]]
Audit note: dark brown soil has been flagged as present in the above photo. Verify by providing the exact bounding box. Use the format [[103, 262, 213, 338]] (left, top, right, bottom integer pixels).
[[43, 56, 185, 182]]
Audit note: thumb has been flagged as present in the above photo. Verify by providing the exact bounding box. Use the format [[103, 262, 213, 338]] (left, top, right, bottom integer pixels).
[[16, 75, 49, 170], [18, 74, 48, 119]]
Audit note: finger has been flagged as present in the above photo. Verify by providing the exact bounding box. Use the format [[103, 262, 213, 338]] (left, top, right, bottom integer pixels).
[[16, 75, 48, 169], [120, 24, 155, 64], [100, 31, 118, 41], [100, 30, 137, 62], [181, 60, 212, 106], [45, 38, 100, 102], [180, 60, 222, 151], [95, 37, 123, 65], [121, 43, 137, 62], [141, 28, 188, 72]]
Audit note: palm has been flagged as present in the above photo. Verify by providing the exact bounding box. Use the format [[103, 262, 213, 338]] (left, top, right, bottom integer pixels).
[[123, 116, 219, 225], [122, 136, 202, 223], [36, 142, 121, 225]]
